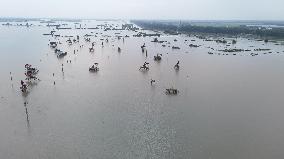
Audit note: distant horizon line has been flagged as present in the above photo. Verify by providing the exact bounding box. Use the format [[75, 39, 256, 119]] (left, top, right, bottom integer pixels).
[[1, 16, 284, 22]]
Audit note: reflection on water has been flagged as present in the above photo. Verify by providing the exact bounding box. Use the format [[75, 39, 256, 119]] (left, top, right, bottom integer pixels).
[[23, 101, 30, 130], [0, 20, 284, 159]]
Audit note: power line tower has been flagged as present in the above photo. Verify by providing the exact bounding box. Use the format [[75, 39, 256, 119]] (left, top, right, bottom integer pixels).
[[177, 20, 182, 34]]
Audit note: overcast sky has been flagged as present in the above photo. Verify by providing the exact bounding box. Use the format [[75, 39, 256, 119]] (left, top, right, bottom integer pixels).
[[0, 0, 283, 20]]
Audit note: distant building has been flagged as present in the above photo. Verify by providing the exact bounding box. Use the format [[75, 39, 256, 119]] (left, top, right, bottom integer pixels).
[[122, 24, 134, 30]]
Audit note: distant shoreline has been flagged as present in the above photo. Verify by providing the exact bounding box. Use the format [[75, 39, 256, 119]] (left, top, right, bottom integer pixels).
[[2, 17, 284, 39], [1, 17, 284, 23], [131, 20, 284, 40]]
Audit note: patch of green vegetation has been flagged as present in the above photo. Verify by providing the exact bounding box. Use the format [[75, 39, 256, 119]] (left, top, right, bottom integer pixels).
[[132, 20, 284, 39]]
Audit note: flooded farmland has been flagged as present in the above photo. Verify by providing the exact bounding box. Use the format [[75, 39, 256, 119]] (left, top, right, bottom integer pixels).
[[1, 20, 284, 159]]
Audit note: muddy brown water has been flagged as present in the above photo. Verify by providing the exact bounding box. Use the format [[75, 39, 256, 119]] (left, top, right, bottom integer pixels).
[[0, 20, 284, 159]]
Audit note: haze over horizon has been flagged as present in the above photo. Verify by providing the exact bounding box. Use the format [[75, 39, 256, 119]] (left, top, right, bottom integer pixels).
[[0, 0, 283, 20]]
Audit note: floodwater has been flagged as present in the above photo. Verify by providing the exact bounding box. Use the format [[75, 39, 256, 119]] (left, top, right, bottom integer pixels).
[[0, 20, 284, 159]]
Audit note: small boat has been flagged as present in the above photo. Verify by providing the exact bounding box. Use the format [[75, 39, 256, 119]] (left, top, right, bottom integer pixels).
[[89, 66, 99, 72], [165, 88, 179, 95], [172, 46, 180, 49], [89, 63, 99, 72], [139, 62, 149, 71], [57, 51, 67, 58], [66, 39, 73, 45]]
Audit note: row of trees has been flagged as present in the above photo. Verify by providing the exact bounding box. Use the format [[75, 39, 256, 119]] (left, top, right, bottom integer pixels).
[[131, 20, 284, 38]]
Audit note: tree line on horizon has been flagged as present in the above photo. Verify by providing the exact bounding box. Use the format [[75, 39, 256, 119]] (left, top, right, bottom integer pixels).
[[131, 20, 284, 39]]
